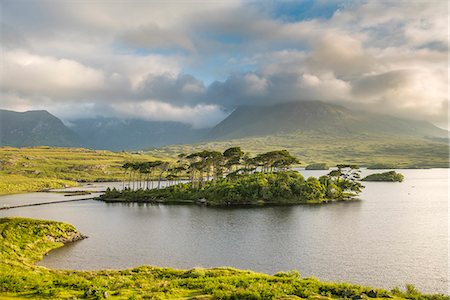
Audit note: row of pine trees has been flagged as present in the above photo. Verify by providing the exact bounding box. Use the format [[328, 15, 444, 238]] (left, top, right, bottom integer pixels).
[[122, 147, 299, 190]]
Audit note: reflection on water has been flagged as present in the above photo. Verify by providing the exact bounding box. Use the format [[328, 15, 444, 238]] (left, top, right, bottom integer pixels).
[[0, 169, 448, 294]]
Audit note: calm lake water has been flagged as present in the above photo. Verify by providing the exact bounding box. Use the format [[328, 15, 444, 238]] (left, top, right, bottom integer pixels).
[[1, 169, 448, 294]]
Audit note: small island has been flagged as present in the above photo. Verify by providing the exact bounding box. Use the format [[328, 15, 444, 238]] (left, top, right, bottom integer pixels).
[[100, 148, 364, 206], [362, 171, 404, 182], [305, 163, 329, 170]]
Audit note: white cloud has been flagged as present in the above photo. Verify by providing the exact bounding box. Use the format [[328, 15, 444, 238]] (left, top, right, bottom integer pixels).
[[1, 50, 105, 98]]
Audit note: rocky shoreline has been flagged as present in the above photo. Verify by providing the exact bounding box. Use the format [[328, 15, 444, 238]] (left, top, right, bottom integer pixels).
[[46, 231, 87, 244]]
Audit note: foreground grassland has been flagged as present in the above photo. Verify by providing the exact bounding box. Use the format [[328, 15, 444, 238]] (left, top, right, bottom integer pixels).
[[0, 147, 164, 194], [146, 133, 449, 168], [1, 217, 448, 299]]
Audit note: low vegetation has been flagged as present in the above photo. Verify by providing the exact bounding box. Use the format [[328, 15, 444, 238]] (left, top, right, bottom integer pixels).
[[305, 163, 329, 170], [1, 217, 448, 299], [362, 171, 405, 182], [100, 148, 364, 205], [0, 174, 77, 195], [0, 147, 165, 194]]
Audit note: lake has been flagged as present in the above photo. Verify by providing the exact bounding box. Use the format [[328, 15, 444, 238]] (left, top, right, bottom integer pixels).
[[0, 169, 448, 294]]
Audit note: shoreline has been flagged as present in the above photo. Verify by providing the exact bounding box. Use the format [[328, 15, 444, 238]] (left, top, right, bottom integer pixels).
[[97, 196, 360, 207], [2, 217, 448, 299]]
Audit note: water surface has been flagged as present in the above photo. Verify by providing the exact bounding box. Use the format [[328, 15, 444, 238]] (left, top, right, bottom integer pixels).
[[1, 169, 448, 294]]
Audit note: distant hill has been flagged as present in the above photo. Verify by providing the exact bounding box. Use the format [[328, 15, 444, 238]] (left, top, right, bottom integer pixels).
[[0, 109, 80, 147], [208, 101, 448, 140], [69, 118, 207, 151]]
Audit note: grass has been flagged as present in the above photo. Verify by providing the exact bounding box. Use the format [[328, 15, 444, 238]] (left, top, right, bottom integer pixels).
[[0, 217, 448, 299], [145, 132, 449, 168], [0, 147, 166, 195], [0, 174, 78, 195]]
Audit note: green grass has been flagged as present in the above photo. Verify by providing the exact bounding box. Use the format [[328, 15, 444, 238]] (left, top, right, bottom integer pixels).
[[0, 174, 78, 195], [0, 217, 448, 299], [0, 147, 167, 195], [145, 132, 449, 168]]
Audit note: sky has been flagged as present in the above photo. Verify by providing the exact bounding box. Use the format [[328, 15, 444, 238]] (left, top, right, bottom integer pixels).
[[0, 0, 448, 129]]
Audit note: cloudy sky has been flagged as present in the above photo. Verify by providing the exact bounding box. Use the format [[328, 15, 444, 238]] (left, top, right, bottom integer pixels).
[[1, 0, 448, 128]]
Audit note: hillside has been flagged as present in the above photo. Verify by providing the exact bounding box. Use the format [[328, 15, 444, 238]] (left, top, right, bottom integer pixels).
[[0, 109, 80, 147], [208, 101, 448, 140]]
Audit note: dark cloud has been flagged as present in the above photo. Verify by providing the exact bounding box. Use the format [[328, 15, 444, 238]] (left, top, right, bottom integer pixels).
[[119, 23, 195, 52], [352, 70, 411, 97], [0, 0, 447, 128]]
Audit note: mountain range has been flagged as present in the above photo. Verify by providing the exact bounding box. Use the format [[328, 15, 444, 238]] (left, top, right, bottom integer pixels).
[[0, 101, 448, 152], [68, 118, 207, 151]]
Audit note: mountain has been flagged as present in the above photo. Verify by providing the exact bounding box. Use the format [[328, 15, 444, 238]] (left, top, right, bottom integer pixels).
[[208, 101, 448, 140], [68, 118, 207, 151], [0, 109, 80, 147]]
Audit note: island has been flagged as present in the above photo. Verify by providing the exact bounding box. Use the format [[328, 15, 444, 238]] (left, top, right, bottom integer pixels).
[[1, 217, 447, 299], [99, 148, 364, 206], [362, 171, 404, 182], [305, 163, 329, 170]]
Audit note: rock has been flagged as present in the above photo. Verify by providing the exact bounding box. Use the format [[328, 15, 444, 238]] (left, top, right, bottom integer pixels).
[[46, 231, 88, 244], [367, 290, 377, 298], [103, 291, 108, 298]]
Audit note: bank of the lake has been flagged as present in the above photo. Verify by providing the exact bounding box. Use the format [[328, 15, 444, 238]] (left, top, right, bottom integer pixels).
[[1, 217, 448, 299]]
